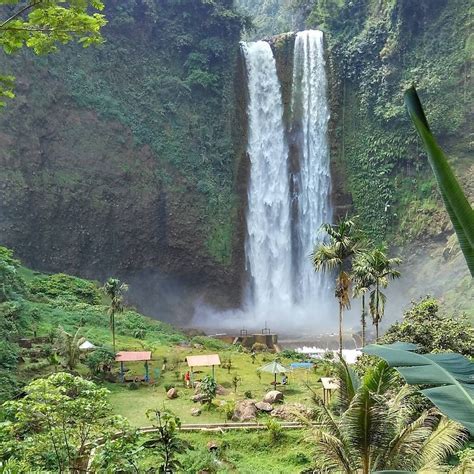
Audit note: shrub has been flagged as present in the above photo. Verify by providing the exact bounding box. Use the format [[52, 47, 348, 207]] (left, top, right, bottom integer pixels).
[[218, 399, 235, 421], [190, 336, 229, 351], [0, 246, 26, 302], [382, 297, 474, 356], [85, 348, 115, 376], [200, 376, 217, 409], [244, 390, 252, 399], [29, 274, 101, 305], [128, 381, 140, 390], [280, 349, 305, 361], [265, 417, 283, 444]]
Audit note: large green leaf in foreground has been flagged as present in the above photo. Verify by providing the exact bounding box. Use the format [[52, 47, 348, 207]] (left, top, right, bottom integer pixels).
[[363, 343, 474, 434], [405, 86, 474, 277]]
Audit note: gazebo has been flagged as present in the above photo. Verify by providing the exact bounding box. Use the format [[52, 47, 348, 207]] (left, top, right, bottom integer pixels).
[[186, 354, 221, 384], [115, 351, 152, 383]]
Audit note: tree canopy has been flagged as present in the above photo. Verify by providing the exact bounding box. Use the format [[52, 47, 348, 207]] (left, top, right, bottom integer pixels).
[[0, 0, 107, 106]]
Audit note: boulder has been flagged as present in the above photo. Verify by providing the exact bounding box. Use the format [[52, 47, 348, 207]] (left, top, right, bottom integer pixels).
[[207, 440, 219, 451], [271, 403, 313, 421], [232, 400, 257, 421], [263, 390, 284, 404], [191, 393, 208, 403], [191, 408, 201, 416], [216, 384, 229, 395], [255, 401, 273, 412], [167, 388, 178, 399]]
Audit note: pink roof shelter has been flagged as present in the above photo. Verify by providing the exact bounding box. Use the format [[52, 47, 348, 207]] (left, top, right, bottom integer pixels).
[[115, 351, 152, 362], [115, 351, 152, 382]]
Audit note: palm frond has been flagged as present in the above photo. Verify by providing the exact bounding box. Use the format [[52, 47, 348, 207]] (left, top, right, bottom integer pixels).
[[375, 409, 437, 471], [419, 417, 468, 467], [335, 357, 361, 413], [341, 386, 394, 471], [362, 360, 396, 396]]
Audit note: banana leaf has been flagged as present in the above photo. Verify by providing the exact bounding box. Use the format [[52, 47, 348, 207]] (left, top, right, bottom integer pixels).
[[363, 343, 474, 434], [404, 87, 474, 277]]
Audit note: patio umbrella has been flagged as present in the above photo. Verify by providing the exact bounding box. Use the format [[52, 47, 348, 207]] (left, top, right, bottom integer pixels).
[[258, 360, 291, 385]]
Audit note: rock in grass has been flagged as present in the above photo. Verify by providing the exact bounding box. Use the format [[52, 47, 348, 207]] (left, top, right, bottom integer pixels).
[[263, 390, 283, 404], [191, 408, 201, 416], [191, 393, 208, 403], [167, 387, 178, 399], [255, 401, 273, 412], [232, 400, 257, 421], [271, 403, 312, 421]]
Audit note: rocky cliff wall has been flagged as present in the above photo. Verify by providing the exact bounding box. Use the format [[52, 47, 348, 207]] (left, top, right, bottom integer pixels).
[[0, 0, 247, 322]]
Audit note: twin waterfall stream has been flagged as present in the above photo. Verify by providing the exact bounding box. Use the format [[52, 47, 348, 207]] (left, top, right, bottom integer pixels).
[[243, 30, 332, 330]]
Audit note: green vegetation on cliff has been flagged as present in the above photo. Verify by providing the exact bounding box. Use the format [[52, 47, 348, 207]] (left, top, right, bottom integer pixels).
[[0, 246, 184, 402], [304, 0, 472, 245]]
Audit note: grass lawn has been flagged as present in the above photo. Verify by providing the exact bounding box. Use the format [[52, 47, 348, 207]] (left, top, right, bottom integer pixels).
[[139, 429, 314, 473], [107, 346, 326, 426]]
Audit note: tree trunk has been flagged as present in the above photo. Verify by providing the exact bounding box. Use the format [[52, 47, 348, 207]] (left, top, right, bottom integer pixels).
[[375, 281, 379, 342], [111, 311, 116, 353], [339, 301, 343, 357], [361, 294, 366, 347]]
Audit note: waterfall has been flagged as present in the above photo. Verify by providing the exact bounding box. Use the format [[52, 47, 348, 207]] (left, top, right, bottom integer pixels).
[[291, 30, 332, 306], [241, 40, 293, 315], [234, 30, 332, 331]]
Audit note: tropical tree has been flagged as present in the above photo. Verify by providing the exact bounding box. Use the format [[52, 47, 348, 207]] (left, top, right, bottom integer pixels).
[[361, 247, 401, 341], [352, 252, 375, 347], [308, 360, 468, 473], [0, 373, 131, 472], [381, 297, 474, 357], [0, 0, 106, 107], [55, 326, 84, 371], [102, 278, 128, 353], [200, 375, 218, 410], [312, 216, 361, 355], [143, 410, 188, 473]]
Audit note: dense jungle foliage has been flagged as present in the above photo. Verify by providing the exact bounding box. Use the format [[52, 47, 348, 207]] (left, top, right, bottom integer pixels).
[[297, 0, 472, 245], [0, 246, 185, 403]]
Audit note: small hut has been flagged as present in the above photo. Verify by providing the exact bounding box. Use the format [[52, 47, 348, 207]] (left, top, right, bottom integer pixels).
[[186, 354, 221, 384], [320, 377, 339, 405], [116, 351, 152, 383]]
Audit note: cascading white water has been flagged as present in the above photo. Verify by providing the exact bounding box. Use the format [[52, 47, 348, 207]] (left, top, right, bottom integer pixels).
[[193, 31, 333, 333], [291, 30, 332, 306], [242, 40, 294, 315]]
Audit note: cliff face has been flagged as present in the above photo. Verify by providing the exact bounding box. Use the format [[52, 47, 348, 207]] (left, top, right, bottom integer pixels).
[[304, 0, 473, 318], [0, 0, 246, 322]]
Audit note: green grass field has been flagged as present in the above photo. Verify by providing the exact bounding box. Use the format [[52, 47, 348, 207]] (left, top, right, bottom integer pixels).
[[106, 347, 325, 426]]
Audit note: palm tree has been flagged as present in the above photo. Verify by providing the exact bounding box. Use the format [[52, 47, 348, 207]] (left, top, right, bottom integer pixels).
[[55, 326, 84, 371], [352, 252, 376, 347], [363, 247, 402, 341], [308, 360, 468, 473], [102, 278, 128, 353], [312, 217, 360, 356]]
